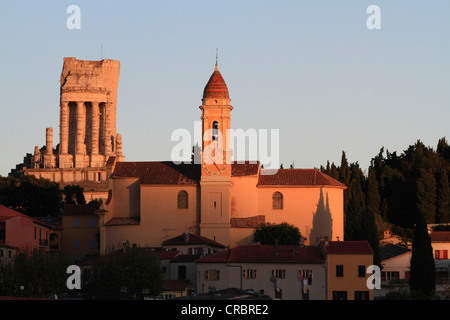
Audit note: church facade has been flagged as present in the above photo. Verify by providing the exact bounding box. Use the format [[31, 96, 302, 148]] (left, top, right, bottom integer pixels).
[[97, 62, 346, 253]]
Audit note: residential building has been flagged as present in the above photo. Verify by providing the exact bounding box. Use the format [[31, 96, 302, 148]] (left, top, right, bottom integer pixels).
[[196, 245, 326, 300], [320, 240, 374, 300], [430, 231, 450, 284], [0, 205, 61, 254], [380, 243, 412, 283], [62, 203, 100, 263]]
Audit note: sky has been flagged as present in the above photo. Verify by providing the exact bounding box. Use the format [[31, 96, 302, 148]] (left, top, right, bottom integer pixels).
[[1, 1, 449, 177]]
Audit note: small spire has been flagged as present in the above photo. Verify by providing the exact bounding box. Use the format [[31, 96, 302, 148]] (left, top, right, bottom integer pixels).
[[215, 48, 219, 71]]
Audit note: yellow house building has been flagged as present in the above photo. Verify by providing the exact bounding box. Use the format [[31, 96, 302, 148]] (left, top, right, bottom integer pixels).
[[62, 203, 100, 263], [320, 240, 374, 300], [97, 63, 347, 254]]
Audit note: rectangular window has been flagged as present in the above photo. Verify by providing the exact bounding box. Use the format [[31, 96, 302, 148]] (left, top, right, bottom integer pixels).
[[73, 239, 80, 249], [355, 291, 370, 300], [34, 226, 37, 240], [332, 291, 347, 300], [336, 265, 344, 277], [242, 269, 258, 280], [89, 217, 96, 228], [358, 265, 366, 277], [272, 269, 286, 279], [88, 239, 96, 249], [435, 250, 449, 260], [204, 270, 220, 281], [298, 269, 313, 285], [74, 218, 80, 228]]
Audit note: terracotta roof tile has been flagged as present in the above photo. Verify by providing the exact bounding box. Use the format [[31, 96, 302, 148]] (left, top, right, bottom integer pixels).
[[430, 231, 450, 242], [197, 245, 324, 264], [104, 217, 140, 226], [230, 215, 265, 228], [258, 169, 346, 188], [162, 233, 226, 248], [231, 161, 259, 177], [321, 241, 374, 255], [113, 162, 200, 185], [62, 203, 100, 216], [163, 279, 192, 291], [203, 67, 229, 99]]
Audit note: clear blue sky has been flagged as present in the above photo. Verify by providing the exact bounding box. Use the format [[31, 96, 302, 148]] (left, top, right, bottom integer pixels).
[[1, 1, 449, 176]]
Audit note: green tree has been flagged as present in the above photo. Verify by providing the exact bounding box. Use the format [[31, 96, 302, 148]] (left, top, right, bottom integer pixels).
[[0, 175, 61, 217], [82, 247, 163, 300], [0, 251, 67, 298], [409, 211, 436, 299], [435, 168, 450, 223], [253, 222, 302, 246], [416, 168, 437, 224], [62, 185, 86, 205]]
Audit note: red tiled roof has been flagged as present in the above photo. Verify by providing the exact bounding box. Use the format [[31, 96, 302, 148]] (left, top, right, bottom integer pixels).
[[162, 233, 226, 248], [321, 241, 374, 255], [258, 169, 346, 188], [163, 279, 192, 291], [0, 205, 56, 229], [113, 162, 200, 185], [104, 217, 140, 226], [230, 215, 265, 228], [231, 161, 259, 177], [112, 162, 345, 188], [170, 254, 201, 263], [62, 203, 100, 216], [106, 156, 116, 166], [203, 66, 229, 99], [150, 250, 181, 260], [430, 231, 450, 242], [196, 245, 324, 264]]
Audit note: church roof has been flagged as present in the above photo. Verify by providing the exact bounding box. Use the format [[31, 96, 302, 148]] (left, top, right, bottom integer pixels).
[[258, 168, 346, 188], [112, 161, 346, 188], [113, 162, 201, 185], [203, 65, 229, 99]]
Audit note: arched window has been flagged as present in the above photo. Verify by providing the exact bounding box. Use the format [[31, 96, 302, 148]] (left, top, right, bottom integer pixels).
[[212, 121, 219, 141], [178, 190, 188, 209], [272, 192, 283, 209]]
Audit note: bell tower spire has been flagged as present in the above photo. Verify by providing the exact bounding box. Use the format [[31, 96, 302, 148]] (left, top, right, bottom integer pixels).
[[199, 59, 233, 246]]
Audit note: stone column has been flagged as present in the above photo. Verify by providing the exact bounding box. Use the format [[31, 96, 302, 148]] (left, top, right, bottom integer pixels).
[[104, 103, 112, 155], [60, 101, 69, 154], [46, 127, 53, 155], [91, 101, 100, 155], [75, 101, 86, 154]]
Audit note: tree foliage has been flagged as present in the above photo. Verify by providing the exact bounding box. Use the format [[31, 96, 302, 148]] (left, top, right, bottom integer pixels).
[[81, 247, 163, 300], [253, 222, 302, 246]]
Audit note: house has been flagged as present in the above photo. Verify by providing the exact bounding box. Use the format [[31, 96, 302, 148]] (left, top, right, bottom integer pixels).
[[0, 205, 61, 255], [159, 232, 227, 293], [380, 243, 412, 283], [430, 231, 450, 284], [196, 245, 326, 300], [319, 240, 374, 300], [0, 244, 18, 268], [62, 203, 101, 263]]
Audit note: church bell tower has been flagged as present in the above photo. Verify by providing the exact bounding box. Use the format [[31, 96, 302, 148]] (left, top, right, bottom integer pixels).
[[199, 61, 233, 246]]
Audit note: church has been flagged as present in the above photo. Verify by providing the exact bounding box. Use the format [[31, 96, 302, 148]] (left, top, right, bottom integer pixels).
[[97, 61, 346, 253]]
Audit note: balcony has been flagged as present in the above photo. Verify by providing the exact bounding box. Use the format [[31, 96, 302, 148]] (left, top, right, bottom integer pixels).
[[39, 239, 48, 247]]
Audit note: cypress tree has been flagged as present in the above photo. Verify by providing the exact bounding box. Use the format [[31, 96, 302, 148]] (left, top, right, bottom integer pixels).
[[436, 168, 450, 223], [409, 210, 436, 299], [416, 168, 437, 224]]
